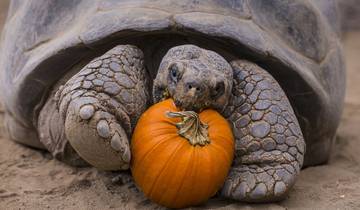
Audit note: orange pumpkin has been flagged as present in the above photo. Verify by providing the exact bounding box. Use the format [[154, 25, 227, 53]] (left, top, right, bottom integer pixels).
[[131, 99, 234, 209]]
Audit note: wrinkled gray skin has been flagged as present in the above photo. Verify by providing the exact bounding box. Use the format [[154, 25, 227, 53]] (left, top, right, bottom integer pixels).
[[0, 0, 345, 203]]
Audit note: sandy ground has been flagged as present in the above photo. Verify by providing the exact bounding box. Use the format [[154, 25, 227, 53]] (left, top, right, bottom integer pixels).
[[1, 3, 360, 210]]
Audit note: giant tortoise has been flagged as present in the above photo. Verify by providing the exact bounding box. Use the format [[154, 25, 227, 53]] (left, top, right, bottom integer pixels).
[[0, 0, 345, 202]]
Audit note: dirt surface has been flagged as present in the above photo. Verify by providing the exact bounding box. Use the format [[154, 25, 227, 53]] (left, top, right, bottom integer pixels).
[[1, 3, 360, 210]]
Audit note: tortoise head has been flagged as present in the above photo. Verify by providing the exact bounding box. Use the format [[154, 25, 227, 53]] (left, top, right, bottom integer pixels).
[[153, 45, 233, 112]]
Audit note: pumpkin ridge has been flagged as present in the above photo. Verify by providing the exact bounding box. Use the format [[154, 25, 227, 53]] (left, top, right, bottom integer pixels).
[[141, 117, 177, 127], [145, 128, 178, 137], [196, 146, 214, 202], [197, 148, 215, 201], [133, 134, 176, 172], [206, 149, 221, 198], [181, 146, 200, 206], [170, 148, 195, 207], [208, 138, 233, 161], [147, 140, 185, 199], [208, 125, 234, 156], [132, 134, 175, 183], [171, 147, 195, 206], [208, 146, 231, 189], [192, 148, 212, 206], [172, 149, 194, 207], [209, 125, 233, 138]]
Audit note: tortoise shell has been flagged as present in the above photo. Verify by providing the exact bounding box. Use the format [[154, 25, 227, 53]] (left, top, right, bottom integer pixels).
[[0, 0, 345, 166]]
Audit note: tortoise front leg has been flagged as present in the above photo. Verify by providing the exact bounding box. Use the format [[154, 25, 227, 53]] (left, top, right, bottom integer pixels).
[[221, 60, 305, 202], [38, 45, 150, 170]]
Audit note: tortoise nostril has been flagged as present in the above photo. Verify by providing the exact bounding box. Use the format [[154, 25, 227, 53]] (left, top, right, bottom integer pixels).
[[185, 82, 202, 92]]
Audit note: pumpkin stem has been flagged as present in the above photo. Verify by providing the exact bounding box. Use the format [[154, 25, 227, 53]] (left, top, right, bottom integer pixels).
[[166, 111, 210, 146]]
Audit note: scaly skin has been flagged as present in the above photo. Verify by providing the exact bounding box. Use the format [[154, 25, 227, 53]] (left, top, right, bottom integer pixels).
[[40, 45, 150, 170], [221, 60, 305, 202]]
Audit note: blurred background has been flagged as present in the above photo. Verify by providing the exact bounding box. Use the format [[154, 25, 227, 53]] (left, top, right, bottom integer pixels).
[[0, 1, 359, 209]]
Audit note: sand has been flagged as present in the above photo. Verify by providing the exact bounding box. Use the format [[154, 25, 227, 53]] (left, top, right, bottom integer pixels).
[[1, 3, 360, 209]]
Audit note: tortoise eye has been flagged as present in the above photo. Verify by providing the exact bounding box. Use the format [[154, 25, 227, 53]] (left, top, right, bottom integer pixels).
[[169, 64, 180, 83], [171, 67, 177, 78], [211, 81, 225, 99]]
